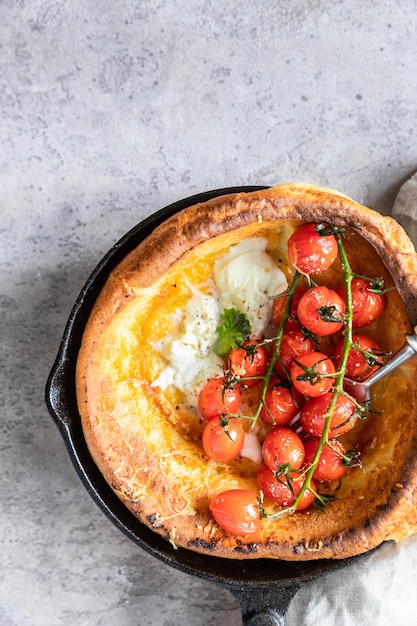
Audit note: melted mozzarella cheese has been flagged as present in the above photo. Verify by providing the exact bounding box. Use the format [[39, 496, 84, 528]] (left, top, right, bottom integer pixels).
[[241, 431, 263, 464], [151, 238, 288, 403], [151, 284, 223, 404], [214, 238, 288, 338]]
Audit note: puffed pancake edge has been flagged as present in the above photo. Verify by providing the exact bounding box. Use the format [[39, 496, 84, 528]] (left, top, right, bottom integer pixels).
[[76, 183, 417, 560]]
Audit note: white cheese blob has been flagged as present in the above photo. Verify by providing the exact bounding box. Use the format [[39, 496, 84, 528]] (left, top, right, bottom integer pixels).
[[151, 238, 288, 403], [151, 284, 223, 404], [214, 238, 288, 338], [241, 431, 263, 465]]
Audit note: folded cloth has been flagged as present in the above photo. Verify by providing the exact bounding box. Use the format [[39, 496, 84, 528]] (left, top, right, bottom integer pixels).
[[285, 171, 417, 626], [392, 171, 417, 244], [286, 537, 417, 626]]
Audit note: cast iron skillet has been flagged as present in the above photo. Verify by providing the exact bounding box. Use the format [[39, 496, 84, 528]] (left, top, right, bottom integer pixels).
[[45, 187, 374, 625]]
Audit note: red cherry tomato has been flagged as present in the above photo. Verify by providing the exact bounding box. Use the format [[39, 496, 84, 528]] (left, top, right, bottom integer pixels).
[[334, 333, 384, 380], [257, 466, 316, 510], [262, 426, 305, 471], [273, 328, 315, 378], [209, 489, 261, 535], [300, 392, 357, 438], [339, 278, 387, 328], [227, 340, 268, 388], [290, 351, 335, 397], [271, 286, 308, 330], [287, 222, 338, 275], [297, 286, 346, 336], [303, 438, 348, 482], [260, 378, 302, 426], [198, 377, 242, 420], [202, 416, 245, 463]]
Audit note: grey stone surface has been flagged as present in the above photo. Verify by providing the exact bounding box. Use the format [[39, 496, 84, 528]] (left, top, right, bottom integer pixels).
[[2, 1, 417, 625]]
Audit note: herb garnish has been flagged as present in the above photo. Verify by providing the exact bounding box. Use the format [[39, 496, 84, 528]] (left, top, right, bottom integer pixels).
[[213, 308, 251, 358]]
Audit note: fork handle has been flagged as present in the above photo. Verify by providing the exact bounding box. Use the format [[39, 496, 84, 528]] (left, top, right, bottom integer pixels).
[[366, 325, 417, 386], [405, 325, 417, 353]]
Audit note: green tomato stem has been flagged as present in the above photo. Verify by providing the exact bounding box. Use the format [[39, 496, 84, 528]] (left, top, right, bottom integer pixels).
[[290, 233, 355, 512], [250, 271, 302, 427]]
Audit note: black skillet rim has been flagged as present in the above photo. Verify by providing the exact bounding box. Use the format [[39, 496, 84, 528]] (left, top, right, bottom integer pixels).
[[45, 185, 373, 591]]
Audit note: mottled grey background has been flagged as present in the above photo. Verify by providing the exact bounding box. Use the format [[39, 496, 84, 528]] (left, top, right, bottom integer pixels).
[[2, 1, 417, 625]]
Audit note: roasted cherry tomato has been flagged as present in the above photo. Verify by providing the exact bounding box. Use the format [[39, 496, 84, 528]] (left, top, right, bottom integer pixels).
[[300, 392, 357, 438], [209, 489, 261, 535], [257, 466, 316, 510], [227, 340, 268, 388], [297, 286, 346, 336], [339, 277, 387, 328], [198, 376, 242, 420], [271, 286, 308, 330], [262, 426, 305, 471], [334, 333, 384, 380], [260, 378, 302, 426], [273, 328, 315, 378], [303, 438, 348, 482], [287, 222, 338, 275], [202, 416, 245, 463], [290, 351, 335, 397]]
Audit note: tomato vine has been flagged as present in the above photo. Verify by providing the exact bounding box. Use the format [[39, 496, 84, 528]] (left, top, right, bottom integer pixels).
[[201, 223, 389, 530], [261, 229, 370, 517]]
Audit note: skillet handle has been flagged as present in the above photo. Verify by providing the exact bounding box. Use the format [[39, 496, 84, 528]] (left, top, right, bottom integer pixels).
[[231, 584, 300, 625], [46, 353, 72, 430]]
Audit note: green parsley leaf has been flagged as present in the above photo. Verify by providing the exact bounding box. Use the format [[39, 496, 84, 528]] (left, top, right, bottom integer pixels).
[[213, 308, 251, 358]]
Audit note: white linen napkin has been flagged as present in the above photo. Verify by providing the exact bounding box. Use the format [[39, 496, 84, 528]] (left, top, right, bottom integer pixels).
[[392, 171, 417, 244]]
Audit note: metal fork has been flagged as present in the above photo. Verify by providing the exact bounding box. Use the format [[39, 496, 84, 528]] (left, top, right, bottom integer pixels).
[[343, 326, 417, 403]]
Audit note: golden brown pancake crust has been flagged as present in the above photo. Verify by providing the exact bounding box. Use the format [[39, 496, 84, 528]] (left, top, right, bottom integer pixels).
[[76, 183, 417, 560]]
